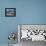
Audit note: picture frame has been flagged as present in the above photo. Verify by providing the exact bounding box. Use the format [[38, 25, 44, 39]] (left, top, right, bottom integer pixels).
[[5, 8, 16, 17], [18, 24, 46, 42]]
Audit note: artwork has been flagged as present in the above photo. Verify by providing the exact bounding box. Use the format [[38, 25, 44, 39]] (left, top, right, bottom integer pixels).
[[18, 24, 46, 41], [5, 8, 16, 17]]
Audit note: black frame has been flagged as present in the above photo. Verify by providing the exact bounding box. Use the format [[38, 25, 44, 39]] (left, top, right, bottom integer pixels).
[[5, 8, 16, 17]]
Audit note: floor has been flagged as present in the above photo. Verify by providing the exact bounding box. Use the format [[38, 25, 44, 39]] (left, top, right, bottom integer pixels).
[[19, 39, 46, 46], [0, 44, 18, 46], [0, 40, 46, 46]]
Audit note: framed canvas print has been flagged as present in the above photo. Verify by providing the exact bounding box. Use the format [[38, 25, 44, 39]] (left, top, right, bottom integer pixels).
[[18, 24, 46, 41], [5, 8, 16, 17]]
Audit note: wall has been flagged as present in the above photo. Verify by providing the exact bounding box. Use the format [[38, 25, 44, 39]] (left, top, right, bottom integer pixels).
[[0, 0, 18, 44], [0, 0, 46, 44], [16, 0, 46, 24]]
